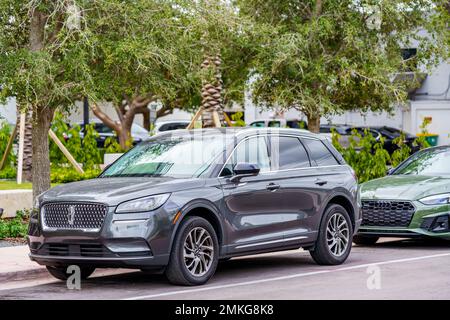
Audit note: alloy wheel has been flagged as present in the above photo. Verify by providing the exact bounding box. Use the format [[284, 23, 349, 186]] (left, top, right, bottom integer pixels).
[[183, 227, 214, 277], [326, 212, 350, 257]]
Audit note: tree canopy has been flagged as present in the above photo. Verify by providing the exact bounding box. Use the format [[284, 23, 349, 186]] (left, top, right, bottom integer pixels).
[[238, 0, 450, 131]]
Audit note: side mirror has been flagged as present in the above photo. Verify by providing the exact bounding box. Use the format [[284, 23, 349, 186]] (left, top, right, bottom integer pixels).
[[386, 167, 395, 175], [230, 162, 260, 183]]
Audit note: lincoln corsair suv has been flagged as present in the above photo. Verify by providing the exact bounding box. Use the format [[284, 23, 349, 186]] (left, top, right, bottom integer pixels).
[[28, 128, 360, 285]]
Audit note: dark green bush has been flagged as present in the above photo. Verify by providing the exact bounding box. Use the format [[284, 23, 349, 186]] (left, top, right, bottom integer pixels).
[[0, 210, 29, 239]]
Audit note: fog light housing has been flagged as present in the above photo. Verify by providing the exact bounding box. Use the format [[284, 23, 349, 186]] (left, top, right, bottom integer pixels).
[[432, 215, 449, 233]]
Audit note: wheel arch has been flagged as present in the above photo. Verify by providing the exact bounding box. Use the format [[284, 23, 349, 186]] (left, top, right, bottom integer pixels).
[[326, 193, 357, 230], [169, 200, 225, 255]]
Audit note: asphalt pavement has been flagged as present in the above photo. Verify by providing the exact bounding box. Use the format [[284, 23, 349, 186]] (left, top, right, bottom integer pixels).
[[0, 238, 449, 300]]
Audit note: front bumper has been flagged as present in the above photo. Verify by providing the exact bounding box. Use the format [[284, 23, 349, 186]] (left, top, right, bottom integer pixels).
[[27, 203, 179, 269], [357, 201, 450, 240]]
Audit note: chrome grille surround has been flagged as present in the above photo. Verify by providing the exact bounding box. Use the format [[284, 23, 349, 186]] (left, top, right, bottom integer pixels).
[[41, 202, 108, 232]]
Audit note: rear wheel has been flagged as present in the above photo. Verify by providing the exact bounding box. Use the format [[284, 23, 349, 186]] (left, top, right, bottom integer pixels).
[[165, 216, 219, 286], [353, 235, 379, 245], [310, 204, 353, 265], [46, 265, 95, 281]]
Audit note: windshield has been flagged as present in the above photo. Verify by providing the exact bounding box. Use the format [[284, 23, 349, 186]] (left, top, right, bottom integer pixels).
[[393, 148, 450, 176], [101, 133, 230, 178]]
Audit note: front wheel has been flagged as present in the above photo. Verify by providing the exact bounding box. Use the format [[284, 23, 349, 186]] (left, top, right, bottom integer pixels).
[[165, 216, 219, 286], [46, 265, 95, 281], [310, 204, 353, 265]]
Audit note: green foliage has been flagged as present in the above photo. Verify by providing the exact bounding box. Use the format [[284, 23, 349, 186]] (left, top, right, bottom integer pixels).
[[50, 166, 101, 184], [239, 0, 450, 125], [0, 167, 16, 179], [0, 210, 29, 239], [50, 113, 102, 169], [332, 128, 431, 183], [390, 134, 412, 168], [231, 112, 246, 127], [333, 129, 390, 183], [0, 121, 16, 168], [104, 136, 124, 154]]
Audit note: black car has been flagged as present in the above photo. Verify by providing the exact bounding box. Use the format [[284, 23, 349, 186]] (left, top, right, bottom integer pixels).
[[77, 121, 150, 148], [353, 126, 419, 154], [29, 128, 360, 285]]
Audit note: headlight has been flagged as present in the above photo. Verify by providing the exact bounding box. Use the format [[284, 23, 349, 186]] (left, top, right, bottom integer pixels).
[[34, 198, 40, 210], [419, 193, 450, 205], [115, 193, 171, 213]]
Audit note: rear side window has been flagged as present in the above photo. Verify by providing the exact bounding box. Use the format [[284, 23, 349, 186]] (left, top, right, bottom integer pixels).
[[270, 136, 310, 170], [302, 139, 339, 166]]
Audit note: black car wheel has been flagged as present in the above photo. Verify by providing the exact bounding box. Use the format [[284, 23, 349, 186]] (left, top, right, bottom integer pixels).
[[165, 216, 219, 286], [46, 265, 96, 281], [310, 204, 353, 265], [353, 235, 379, 245]]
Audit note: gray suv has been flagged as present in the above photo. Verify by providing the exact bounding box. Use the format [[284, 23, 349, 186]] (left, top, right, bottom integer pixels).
[[28, 128, 361, 285]]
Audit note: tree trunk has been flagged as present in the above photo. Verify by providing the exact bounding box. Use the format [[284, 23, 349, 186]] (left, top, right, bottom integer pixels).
[[23, 110, 33, 182], [32, 107, 54, 201], [307, 113, 321, 133], [201, 54, 224, 128]]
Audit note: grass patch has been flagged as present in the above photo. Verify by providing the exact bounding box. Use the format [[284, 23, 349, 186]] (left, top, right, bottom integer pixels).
[[0, 180, 59, 190]]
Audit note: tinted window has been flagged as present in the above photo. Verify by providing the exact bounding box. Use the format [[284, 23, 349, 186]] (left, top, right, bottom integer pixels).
[[159, 123, 188, 131], [250, 121, 265, 128], [270, 136, 310, 170], [221, 136, 270, 176], [268, 121, 281, 127], [302, 139, 339, 166]]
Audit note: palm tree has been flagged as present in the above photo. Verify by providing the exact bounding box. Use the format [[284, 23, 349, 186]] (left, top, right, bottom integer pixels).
[[200, 54, 224, 127]]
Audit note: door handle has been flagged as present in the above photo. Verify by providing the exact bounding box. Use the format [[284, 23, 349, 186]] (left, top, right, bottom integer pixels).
[[315, 179, 328, 186], [266, 183, 280, 191]]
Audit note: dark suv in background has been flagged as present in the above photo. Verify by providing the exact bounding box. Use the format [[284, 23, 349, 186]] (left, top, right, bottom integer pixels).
[[28, 128, 360, 285]]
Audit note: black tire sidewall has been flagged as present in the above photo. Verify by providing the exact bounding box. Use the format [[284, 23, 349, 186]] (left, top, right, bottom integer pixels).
[[316, 204, 353, 264], [173, 216, 219, 285]]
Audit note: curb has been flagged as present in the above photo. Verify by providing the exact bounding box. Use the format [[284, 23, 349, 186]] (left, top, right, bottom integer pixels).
[[0, 267, 48, 282]]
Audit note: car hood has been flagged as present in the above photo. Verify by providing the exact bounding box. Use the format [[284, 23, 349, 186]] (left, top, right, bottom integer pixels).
[[360, 175, 450, 201], [41, 177, 205, 206]]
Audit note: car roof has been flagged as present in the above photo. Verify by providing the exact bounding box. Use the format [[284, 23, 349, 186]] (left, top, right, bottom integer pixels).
[[153, 127, 326, 141]]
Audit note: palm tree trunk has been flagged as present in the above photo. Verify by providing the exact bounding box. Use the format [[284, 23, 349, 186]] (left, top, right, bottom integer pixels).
[[201, 54, 224, 128]]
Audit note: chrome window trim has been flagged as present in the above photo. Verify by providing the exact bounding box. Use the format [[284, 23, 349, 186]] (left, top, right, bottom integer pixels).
[[217, 133, 344, 178]]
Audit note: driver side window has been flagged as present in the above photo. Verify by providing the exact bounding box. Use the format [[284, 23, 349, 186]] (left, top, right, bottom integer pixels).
[[220, 136, 270, 176]]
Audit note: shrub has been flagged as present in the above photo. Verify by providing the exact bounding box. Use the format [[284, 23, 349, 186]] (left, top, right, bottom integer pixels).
[[0, 121, 16, 169], [0, 210, 29, 239], [50, 165, 101, 183], [50, 113, 102, 169], [333, 129, 390, 183]]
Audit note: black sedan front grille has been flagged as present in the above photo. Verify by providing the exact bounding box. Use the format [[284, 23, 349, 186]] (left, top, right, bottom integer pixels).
[[42, 202, 107, 231], [361, 200, 415, 227]]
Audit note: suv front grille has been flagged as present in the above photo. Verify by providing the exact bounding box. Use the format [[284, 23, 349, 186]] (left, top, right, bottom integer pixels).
[[42, 202, 107, 231], [361, 200, 415, 227]]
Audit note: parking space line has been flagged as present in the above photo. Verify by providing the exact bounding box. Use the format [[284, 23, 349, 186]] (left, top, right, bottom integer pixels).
[[123, 252, 450, 300]]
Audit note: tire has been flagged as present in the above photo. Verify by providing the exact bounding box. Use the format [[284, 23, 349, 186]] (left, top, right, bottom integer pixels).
[[310, 204, 353, 265], [165, 216, 219, 286], [353, 235, 379, 246], [46, 265, 96, 281]]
